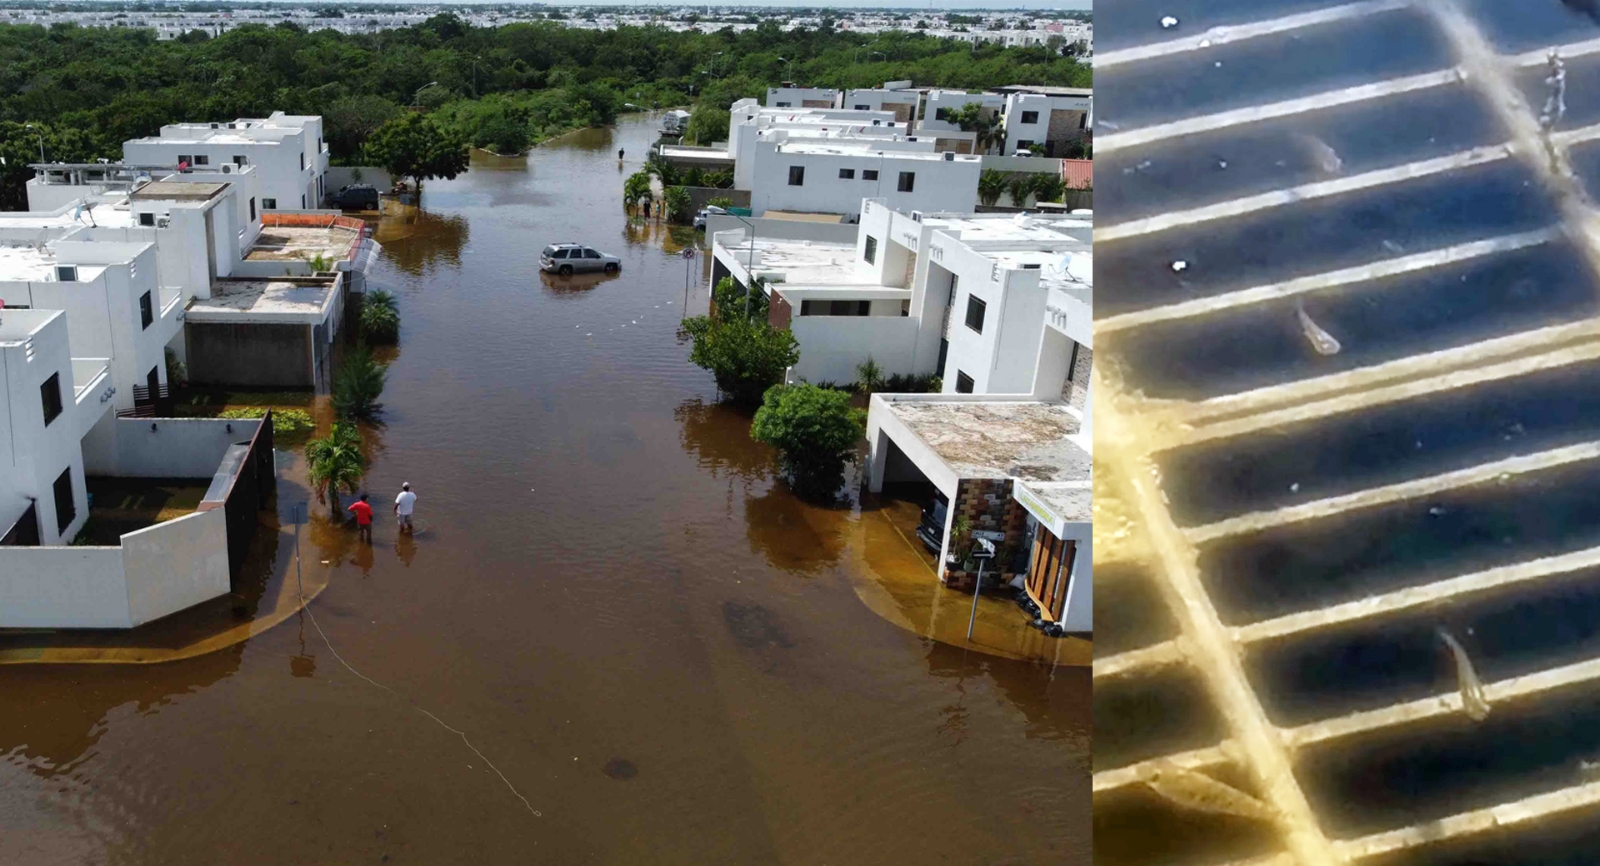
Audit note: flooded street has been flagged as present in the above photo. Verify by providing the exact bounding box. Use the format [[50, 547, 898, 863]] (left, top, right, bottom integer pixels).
[[1, 114, 1087, 865]]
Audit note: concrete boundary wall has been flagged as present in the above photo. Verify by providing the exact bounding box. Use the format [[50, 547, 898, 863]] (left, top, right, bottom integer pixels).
[[84, 417, 261, 478], [789, 315, 921, 385], [0, 507, 229, 628]]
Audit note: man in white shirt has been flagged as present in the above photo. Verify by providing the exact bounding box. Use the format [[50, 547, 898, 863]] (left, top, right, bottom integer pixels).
[[394, 482, 417, 533]]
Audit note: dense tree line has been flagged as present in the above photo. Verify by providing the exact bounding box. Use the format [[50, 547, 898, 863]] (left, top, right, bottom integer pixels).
[[0, 13, 1090, 207]]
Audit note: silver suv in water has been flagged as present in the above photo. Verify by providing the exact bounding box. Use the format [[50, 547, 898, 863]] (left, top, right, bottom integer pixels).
[[541, 243, 621, 275]]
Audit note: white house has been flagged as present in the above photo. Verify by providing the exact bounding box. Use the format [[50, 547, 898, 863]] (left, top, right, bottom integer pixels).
[[841, 84, 921, 126], [121, 112, 329, 212], [995, 87, 1093, 157], [919, 91, 1006, 153], [748, 141, 980, 220], [766, 86, 839, 108]]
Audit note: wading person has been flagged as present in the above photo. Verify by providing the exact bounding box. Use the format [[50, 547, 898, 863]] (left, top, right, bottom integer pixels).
[[348, 493, 374, 544], [394, 482, 417, 533]]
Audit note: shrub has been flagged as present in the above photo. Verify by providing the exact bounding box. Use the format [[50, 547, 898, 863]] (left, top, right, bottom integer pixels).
[[1008, 173, 1038, 208], [361, 301, 400, 344], [854, 356, 885, 395], [681, 314, 799, 405], [663, 185, 693, 223], [707, 196, 734, 209], [218, 407, 315, 437], [1032, 174, 1067, 204], [332, 347, 387, 420], [682, 166, 705, 187], [750, 384, 867, 498], [702, 169, 734, 189], [977, 169, 1006, 207]]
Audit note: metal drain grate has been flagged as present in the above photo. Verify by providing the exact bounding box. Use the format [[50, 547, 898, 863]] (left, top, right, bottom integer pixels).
[[1094, 2, 1600, 864]]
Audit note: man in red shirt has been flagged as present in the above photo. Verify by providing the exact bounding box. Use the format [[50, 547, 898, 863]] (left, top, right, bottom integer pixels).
[[347, 493, 374, 543]]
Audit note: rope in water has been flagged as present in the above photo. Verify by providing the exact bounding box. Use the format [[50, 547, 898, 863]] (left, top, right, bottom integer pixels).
[[295, 518, 541, 819]]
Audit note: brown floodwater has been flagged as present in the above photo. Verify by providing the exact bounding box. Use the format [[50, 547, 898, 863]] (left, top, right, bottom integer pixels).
[[0, 115, 1087, 865]]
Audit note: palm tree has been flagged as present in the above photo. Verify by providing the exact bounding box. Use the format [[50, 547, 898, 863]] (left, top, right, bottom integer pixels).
[[854, 356, 885, 395], [1008, 173, 1038, 208], [306, 422, 365, 514], [952, 102, 1000, 154], [645, 151, 679, 186], [623, 170, 653, 214], [977, 169, 1006, 207], [1032, 174, 1067, 205], [332, 347, 388, 420]]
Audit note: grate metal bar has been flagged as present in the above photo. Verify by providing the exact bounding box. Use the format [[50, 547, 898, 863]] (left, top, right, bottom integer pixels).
[[1097, 1, 1600, 862], [1094, 0, 1410, 70], [1095, 69, 1460, 155], [1096, 144, 1512, 244], [1095, 228, 1558, 336]]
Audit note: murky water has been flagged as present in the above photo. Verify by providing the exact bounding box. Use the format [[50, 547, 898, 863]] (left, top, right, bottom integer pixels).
[[0, 116, 1087, 865]]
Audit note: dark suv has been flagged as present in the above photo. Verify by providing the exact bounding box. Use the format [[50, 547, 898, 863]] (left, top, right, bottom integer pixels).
[[333, 184, 380, 210]]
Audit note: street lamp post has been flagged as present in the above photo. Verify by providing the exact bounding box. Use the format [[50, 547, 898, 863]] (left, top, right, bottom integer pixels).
[[776, 56, 794, 82], [732, 214, 759, 320], [412, 81, 439, 107]]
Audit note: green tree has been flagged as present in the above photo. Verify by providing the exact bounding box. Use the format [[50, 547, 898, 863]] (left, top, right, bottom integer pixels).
[[1008, 173, 1038, 208], [363, 113, 469, 191], [680, 314, 799, 404], [623, 170, 653, 213], [305, 422, 365, 514], [322, 95, 402, 162], [683, 103, 729, 146], [1031, 174, 1066, 205], [332, 346, 388, 420], [951, 102, 1001, 154], [663, 185, 693, 223], [360, 290, 400, 343], [750, 384, 866, 497], [977, 169, 1006, 207]]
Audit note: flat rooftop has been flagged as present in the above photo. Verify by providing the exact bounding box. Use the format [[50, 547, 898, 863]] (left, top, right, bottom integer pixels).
[[775, 143, 975, 161], [245, 224, 360, 263], [0, 203, 134, 230], [0, 244, 57, 282], [886, 399, 1088, 487], [723, 235, 873, 287], [130, 181, 228, 201], [928, 213, 1093, 246], [186, 278, 334, 322]]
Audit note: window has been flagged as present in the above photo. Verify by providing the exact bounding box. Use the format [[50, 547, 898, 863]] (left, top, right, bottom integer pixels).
[[192, 154, 209, 165], [864, 236, 877, 264], [898, 172, 915, 193], [139, 291, 153, 329], [834, 300, 870, 316], [551, 248, 569, 259], [955, 371, 975, 394], [839, 168, 855, 180], [233, 155, 248, 166], [584, 248, 601, 259], [901, 299, 911, 317], [177, 154, 192, 166], [965, 295, 987, 333], [55, 266, 77, 282], [776, 101, 792, 108], [1017, 140, 1034, 153], [854, 104, 870, 111], [1020, 110, 1039, 124], [863, 169, 879, 181], [40, 373, 62, 427], [301, 194, 306, 209], [53, 468, 74, 534], [262, 198, 277, 210], [788, 166, 805, 186], [935, 108, 951, 121], [138, 212, 156, 227], [300, 153, 306, 171], [249, 197, 256, 221]]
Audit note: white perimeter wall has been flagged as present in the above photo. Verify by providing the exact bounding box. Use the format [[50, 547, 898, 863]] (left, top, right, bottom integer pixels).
[[123, 508, 230, 626], [751, 148, 979, 219], [83, 416, 260, 478], [789, 314, 920, 386], [0, 508, 228, 628]]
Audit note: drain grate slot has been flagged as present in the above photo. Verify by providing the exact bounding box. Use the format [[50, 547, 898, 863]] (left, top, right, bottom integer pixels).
[[1096, 3, 1600, 862]]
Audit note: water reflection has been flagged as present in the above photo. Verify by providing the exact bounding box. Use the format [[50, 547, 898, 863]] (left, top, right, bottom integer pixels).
[[674, 398, 772, 481], [539, 269, 622, 294], [371, 203, 470, 277], [744, 482, 848, 576], [622, 220, 701, 254]]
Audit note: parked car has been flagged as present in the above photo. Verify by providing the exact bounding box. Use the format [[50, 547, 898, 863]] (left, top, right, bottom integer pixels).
[[540, 243, 621, 275], [332, 184, 380, 210], [693, 205, 729, 230]]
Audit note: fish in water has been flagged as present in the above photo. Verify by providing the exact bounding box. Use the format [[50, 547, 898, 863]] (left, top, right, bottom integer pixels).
[[1438, 627, 1492, 721], [1562, 0, 1600, 25], [1142, 761, 1278, 822], [1295, 300, 1342, 355], [1293, 132, 1343, 174]]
